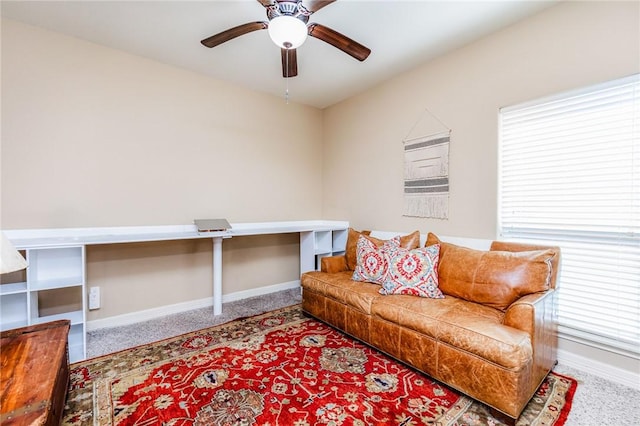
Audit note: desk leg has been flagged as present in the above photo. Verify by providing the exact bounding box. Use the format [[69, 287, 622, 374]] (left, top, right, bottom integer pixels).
[[212, 237, 223, 315]]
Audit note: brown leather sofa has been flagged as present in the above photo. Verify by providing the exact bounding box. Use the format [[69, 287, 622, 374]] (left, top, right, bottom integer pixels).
[[301, 230, 560, 422]]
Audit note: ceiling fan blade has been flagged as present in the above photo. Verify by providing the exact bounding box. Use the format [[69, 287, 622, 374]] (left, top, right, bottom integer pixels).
[[304, 0, 336, 13], [281, 48, 298, 78], [201, 22, 268, 48], [308, 23, 370, 61], [256, 0, 274, 7]]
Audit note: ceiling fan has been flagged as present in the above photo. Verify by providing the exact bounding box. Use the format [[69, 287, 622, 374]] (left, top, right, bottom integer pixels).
[[200, 0, 371, 78]]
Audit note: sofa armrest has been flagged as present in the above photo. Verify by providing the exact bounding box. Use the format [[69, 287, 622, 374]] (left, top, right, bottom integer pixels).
[[504, 289, 558, 385], [503, 290, 555, 335], [321, 255, 349, 273]]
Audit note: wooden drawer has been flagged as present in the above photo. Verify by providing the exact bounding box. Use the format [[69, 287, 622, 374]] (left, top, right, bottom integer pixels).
[[1, 320, 70, 425]]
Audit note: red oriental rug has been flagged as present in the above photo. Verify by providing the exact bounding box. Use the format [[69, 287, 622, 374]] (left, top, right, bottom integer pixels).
[[63, 305, 577, 426]]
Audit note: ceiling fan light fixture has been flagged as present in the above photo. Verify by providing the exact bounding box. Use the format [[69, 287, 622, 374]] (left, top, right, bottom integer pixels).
[[268, 15, 308, 49]]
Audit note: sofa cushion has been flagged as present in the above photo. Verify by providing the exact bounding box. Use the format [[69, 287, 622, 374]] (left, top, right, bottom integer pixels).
[[434, 303, 532, 369], [371, 296, 531, 369], [345, 228, 420, 270], [301, 271, 382, 314], [352, 235, 400, 284], [379, 245, 444, 299], [301, 271, 350, 302], [426, 233, 555, 311], [371, 294, 457, 339]]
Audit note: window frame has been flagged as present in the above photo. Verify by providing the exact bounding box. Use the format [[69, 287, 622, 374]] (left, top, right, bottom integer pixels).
[[498, 74, 640, 358]]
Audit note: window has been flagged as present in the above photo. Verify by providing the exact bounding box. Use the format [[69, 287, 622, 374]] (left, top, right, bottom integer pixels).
[[499, 74, 640, 357]]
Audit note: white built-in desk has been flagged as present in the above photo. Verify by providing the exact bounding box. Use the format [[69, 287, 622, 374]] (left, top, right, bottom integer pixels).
[[1, 220, 349, 361]]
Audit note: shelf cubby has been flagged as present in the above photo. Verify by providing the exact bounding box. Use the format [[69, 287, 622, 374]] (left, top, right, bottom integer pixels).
[[0, 293, 28, 331], [300, 227, 349, 273], [1, 245, 86, 361], [314, 231, 332, 255]]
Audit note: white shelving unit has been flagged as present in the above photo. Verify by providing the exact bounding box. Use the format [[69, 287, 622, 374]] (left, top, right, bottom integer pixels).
[[300, 227, 348, 272], [0, 246, 86, 362], [2, 220, 348, 362], [0, 250, 29, 331]]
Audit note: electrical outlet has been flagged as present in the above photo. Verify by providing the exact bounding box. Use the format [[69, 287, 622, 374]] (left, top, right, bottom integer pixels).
[[89, 286, 100, 310]]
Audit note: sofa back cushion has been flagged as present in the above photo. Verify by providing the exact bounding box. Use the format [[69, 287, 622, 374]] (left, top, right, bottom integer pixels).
[[426, 233, 556, 311], [490, 241, 561, 289], [346, 228, 420, 271]]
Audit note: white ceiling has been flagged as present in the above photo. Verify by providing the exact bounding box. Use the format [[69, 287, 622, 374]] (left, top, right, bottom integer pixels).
[[1, 0, 558, 108]]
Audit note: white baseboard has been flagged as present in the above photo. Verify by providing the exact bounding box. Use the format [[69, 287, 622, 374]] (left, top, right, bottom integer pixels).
[[86, 280, 300, 332], [221, 280, 300, 304], [558, 348, 640, 390]]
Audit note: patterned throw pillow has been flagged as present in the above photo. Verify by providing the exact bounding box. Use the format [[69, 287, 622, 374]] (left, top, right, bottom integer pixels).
[[352, 235, 400, 284], [379, 244, 444, 298]]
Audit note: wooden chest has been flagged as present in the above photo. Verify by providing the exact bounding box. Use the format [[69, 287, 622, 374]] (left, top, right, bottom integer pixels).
[[1, 320, 70, 426]]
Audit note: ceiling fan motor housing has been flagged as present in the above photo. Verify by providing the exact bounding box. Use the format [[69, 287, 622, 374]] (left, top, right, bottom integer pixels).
[[267, 1, 311, 24]]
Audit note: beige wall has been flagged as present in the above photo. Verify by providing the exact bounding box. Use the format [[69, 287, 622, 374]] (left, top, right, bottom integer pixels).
[[322, 1, 639, 374], [322, 0, 640, 240], [84, 234, 300, 320], [1, 20, 323, 228], [0, 19, 322, 319], [2, 2, 639, 373]]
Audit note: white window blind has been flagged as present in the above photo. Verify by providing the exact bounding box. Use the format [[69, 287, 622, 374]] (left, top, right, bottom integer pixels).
[[499, 74, 640, 357]]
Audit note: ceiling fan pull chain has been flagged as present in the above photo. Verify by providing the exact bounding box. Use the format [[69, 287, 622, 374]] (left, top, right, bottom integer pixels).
[[285, 77, 290, 104], [285, 85, 290, 104], [285, 45, 290, 104]]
